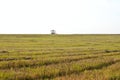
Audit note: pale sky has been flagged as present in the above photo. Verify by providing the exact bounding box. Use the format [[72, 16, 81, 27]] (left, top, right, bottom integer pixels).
[[0, 0, 120, 34]]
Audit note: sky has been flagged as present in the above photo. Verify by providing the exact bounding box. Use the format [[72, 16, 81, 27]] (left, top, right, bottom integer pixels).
[[0, 0, 120, 34]]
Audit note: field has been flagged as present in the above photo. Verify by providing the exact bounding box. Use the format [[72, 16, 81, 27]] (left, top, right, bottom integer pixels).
[[0, 34, 120, 80]]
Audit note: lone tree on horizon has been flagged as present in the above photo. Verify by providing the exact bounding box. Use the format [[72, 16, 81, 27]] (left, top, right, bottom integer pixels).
[[51, 30, 56, 34]]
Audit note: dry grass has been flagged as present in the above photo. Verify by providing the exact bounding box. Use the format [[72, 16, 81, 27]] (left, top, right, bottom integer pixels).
[[0, 34, 120, 80]]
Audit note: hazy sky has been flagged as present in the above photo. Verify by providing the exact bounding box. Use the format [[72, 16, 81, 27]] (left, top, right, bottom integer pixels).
[[0, 0, 120, 34]]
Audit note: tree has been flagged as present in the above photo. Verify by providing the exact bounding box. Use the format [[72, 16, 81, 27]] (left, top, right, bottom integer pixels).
[[51, 30, 56, 34]]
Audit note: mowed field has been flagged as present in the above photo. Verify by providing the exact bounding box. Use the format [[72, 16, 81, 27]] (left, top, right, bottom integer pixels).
[[0, 34, 120, 80]]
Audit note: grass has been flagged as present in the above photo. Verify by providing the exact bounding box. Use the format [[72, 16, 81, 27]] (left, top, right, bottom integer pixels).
[[0, 34, 120, 80]]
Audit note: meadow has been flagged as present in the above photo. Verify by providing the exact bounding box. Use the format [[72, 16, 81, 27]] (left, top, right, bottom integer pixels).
[[0, 34, 120, 80]]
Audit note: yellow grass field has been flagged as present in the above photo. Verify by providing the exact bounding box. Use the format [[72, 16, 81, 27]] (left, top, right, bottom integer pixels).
[[0, 34, 120, 80]]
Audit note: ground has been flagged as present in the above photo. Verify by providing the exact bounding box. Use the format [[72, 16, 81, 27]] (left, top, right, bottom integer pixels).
[[0, 34, 120, 80]]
